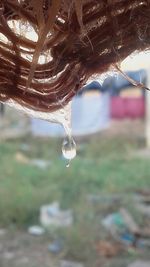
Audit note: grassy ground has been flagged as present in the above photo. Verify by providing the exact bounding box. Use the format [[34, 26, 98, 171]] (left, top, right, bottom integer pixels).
[[0, 123, 150, 226], [0, 120, 150, 266]]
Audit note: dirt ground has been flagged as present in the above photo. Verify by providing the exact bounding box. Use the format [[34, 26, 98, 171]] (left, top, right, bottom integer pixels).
[[0, 228, 150, 267], [99, 119, 145, 142], [0, 229, 59, 267]]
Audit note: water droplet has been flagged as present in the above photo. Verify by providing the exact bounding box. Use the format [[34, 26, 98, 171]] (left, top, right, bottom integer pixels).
[[62, 137, 76, 163], [66, 160, 71, 168]]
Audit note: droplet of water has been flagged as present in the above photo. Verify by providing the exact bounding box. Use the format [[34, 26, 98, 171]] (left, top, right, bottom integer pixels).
[[62, 136, 76, 165], [66, 160, 71, 168]]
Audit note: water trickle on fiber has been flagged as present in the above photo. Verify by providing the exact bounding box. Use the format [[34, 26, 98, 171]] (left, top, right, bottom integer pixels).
[[61, 103, 76, 167], [6, 99, 76, 167]]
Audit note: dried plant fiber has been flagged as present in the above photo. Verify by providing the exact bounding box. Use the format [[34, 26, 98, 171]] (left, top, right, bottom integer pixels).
[[0, 0, 150, 112]]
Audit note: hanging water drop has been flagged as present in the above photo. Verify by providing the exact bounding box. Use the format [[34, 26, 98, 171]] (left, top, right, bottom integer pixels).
[[62, 136, 76, 165], [66, 160, 71, 168]]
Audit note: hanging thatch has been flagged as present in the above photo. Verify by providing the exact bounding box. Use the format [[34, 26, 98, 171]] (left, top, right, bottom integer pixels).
[[0, 0, 150, 112]]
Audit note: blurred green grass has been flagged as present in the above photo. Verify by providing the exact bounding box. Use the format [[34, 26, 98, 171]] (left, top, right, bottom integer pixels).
[[0, 133, 150, 227]]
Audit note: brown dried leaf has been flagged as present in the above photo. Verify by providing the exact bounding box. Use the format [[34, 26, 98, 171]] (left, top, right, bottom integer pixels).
[[96, 241, 122, 257]]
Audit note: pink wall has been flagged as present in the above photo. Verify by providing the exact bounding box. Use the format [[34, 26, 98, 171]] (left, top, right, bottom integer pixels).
[[110, 97, 145, 119]]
